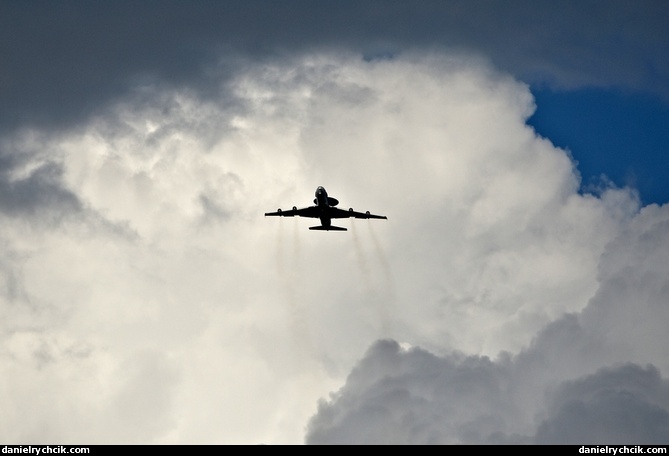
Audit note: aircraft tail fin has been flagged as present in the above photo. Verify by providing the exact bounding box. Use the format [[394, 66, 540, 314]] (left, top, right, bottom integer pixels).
[[309, 225, 347, 231]]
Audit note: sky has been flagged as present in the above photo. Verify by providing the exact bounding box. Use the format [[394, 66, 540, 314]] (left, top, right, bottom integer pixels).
[[1, 0, 669, 445]]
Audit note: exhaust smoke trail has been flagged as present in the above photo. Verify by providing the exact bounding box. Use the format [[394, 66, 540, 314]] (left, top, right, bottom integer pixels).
[[351, 220, 392, 335], [293, 213, 301, 266], [368, 221, 396, 337], [351, 220, 372, 289], [367, 221, 394, 295]]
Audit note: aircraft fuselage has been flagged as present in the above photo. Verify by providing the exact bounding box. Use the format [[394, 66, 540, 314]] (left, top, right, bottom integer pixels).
[[315, 186, 332, 227]]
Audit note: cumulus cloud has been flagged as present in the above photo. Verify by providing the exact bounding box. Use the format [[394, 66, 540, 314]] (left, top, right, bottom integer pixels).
[[306, 188, 669, 444], [1, 52, 665, 444], [306, 340, 518, 445], [534, 363, 669, 445], [306, 341, 669, 444]]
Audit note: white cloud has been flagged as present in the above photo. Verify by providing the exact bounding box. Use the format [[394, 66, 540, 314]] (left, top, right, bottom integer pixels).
[[1, 52, 661, 444]]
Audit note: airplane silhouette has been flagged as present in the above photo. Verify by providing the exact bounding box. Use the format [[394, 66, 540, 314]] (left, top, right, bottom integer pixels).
[[265, 186, 387, 231]]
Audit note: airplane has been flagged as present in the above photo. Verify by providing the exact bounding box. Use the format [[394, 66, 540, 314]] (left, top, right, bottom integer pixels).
[[265, 186, 387, 231]]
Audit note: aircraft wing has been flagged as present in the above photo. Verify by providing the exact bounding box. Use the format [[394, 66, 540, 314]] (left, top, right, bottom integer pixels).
[[329, 207, 388, 220], [264, 206, 320, 218]]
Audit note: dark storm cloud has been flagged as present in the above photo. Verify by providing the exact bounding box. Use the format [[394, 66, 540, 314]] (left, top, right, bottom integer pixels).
[[0, 158, 81, 221], [534, 364, 669, 444], [2, 0, 667, 133], [305, 339, 522, 445], [305, 342, 669, 444]]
